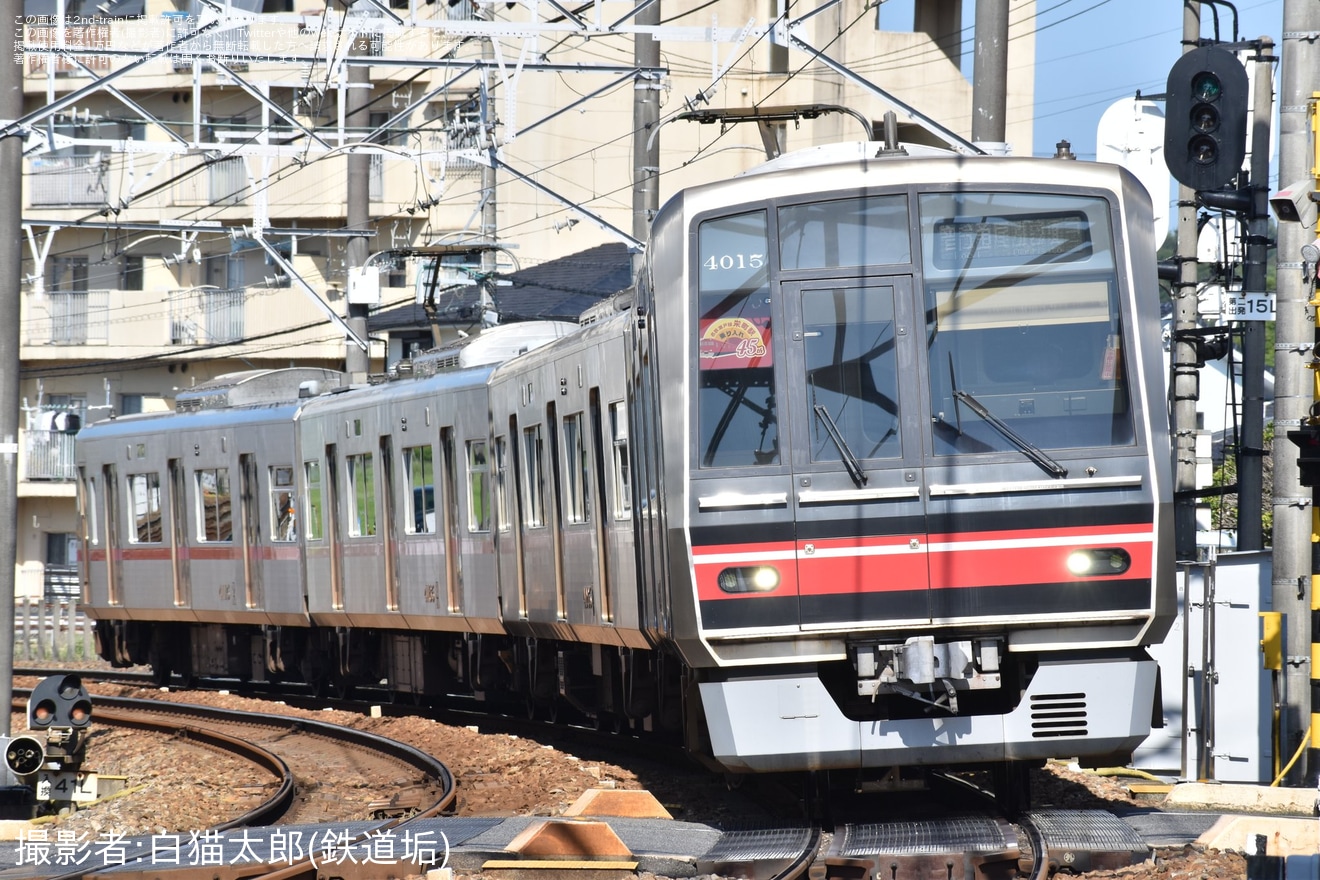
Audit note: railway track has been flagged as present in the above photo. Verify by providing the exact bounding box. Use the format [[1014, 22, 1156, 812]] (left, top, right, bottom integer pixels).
[[8, 670, 1156, 880]]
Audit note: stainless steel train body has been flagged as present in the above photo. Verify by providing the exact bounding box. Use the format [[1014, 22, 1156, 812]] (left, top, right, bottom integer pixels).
[[633, 145, 1174, 772], [77, 369, 340, 677], [77, 144, 1174, 781]]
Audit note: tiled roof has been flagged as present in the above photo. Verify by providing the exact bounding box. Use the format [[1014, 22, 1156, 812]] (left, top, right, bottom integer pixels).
[[369, 242, 634, 332]]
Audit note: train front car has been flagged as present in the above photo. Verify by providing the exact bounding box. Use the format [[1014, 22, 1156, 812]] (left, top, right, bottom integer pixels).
[[639, 145, 1174, 784]]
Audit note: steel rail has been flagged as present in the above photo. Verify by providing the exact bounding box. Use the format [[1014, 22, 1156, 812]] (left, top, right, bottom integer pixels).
[[8, 690, 457, 880]]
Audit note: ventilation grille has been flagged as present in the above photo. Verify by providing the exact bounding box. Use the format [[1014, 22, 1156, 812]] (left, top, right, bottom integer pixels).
[[1030, 692, 1088, 738]]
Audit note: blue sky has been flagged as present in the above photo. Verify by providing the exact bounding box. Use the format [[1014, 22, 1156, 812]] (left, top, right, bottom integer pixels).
[[877, 0, 1285, 160]]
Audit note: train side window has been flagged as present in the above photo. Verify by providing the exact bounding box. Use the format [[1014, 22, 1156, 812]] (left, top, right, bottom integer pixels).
[[345, 452, 377, 537], [609, 402, 631, 520], [125, 472, 163, 544], [562, 414, 590, 524], [195, 467, 232, 542], [779, 195, 910, 269], [696, 210, 778, 467], [467, 440, 491, 532], [303, 461, 324, 541], [270, 466, 296, 542], [493, 435, 510, 531], [522, 425, 545, 528], [402, 445, 435, 534]]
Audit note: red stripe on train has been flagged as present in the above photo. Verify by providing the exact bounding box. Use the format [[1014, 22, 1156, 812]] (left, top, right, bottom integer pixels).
[[691, 523, 1154, 601]]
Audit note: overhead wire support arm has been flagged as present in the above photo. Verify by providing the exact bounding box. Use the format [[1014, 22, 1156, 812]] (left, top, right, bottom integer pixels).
[[256, 239, 369, 352], [485, 153, 643, 251], [1, 15, 226, 140], [786, 24, 984, 156], [210, 61, 333, 150]]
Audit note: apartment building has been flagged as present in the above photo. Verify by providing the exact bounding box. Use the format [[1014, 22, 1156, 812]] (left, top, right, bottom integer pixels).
[[16, 0, 1035, 598]]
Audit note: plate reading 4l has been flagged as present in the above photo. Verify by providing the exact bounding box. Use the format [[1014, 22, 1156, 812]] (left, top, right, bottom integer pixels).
[[37, 771, 98, 802]]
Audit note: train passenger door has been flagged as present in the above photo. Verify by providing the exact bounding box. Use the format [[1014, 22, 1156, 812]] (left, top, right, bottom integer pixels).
[[782, 277, 931, 629]]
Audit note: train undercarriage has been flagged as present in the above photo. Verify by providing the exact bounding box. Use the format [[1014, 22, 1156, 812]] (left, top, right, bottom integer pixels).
[[94, 619, 687, 733]]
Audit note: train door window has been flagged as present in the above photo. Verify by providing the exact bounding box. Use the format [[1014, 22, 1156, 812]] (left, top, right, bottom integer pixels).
[[345, 452, 377, 537], [270, 466, 296, 541], [168, 459, 188, 607], [402, 445, 435, 534], [239, 454, 262, 609], [521, 425, 545, 528], [467, 440, 490, 532], [126, 472, 163, 543], [562, 414, 590, 524], [802, 285, 903, 462], [379, 436, 398, 611], [195, 468, 232, 542], [102, 464, 121, 605], [609, 402, 631, 520], [493, 435, 510, 531], [696, 210, 778, 467], [303, 461, 324, 541], [441, 428, 462, 612], [77, 468, 97, 547]]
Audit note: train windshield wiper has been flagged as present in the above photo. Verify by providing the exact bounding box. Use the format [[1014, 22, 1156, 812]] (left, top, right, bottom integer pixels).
[[813, 403, 868, 488], [952, 390, 1068, 478]]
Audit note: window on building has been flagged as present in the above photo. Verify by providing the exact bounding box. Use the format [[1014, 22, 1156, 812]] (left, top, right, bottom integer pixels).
[[121, 255, 143, 290]]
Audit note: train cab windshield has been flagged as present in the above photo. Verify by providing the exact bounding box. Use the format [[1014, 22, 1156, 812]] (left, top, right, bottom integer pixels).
[[921, 191, 1133, 456], [694, 187, 1134, 471]]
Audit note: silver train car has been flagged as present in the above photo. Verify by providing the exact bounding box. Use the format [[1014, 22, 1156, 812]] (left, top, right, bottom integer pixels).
[[77, 142, 1174, 790]]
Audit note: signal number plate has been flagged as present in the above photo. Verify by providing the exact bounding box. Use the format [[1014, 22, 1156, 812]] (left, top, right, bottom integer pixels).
[[36, 771, 98, 802]]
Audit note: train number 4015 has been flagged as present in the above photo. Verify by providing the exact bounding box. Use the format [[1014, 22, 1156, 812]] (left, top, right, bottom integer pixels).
[[703, 253, 765, 271]]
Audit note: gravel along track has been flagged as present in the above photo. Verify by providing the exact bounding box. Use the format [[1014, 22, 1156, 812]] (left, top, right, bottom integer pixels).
[[11, 688, 450, 836], [11, 677, 1252, 880]]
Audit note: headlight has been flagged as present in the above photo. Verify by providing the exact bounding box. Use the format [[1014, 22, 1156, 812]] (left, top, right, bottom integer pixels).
[[717, 566, 781, 593], [1066, 548, 1131, 577]]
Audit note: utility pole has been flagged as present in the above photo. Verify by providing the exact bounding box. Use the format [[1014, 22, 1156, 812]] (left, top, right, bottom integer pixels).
[[632, 0, 661, 280], [0, 0, 23, 743], [971, 0, 1009, 146], [1235, 40, 1275, 552], [1274, 0, 1320, 785], [1171, 2, 1201, 562], [345, 18, 371, 383], [478, 11, 498, 329]]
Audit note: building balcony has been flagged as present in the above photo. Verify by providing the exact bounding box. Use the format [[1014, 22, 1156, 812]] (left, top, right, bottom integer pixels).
[[24, 430, 78, 482], [21, 286, 355, 362], [29, 155, 109, 206]]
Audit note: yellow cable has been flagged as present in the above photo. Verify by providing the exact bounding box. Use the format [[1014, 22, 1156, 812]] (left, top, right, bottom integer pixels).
[[1091, 767, 1167, 782], [1270, 725, 1313, 787]]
